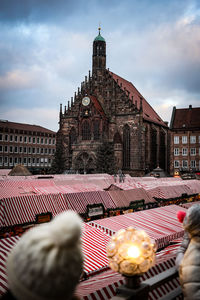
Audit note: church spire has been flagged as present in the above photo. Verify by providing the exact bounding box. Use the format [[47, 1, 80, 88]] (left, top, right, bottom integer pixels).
[[92, 27, 106, 75]]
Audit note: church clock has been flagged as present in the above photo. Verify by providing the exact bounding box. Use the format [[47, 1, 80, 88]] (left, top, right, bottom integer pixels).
[[82, 96, 90, 106]]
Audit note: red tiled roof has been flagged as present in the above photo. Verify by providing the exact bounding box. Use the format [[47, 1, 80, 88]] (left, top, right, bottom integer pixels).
[[0, 120, 56, 134], [89, 95, 107, 120], [171, 107, 200, 129], [109, 71, 167, 127]]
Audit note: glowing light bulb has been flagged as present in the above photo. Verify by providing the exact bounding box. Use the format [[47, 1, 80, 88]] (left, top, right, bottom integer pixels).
[[127, 245, 140, 259]]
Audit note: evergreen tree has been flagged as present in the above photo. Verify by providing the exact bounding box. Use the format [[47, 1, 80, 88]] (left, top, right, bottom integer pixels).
[[96, 141, 116, 174], [51, 142, 67, 174]]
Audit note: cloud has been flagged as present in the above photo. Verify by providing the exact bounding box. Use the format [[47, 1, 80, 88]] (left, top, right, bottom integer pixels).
[[0, 0, 200, 131], [0, 107, 59, 132]]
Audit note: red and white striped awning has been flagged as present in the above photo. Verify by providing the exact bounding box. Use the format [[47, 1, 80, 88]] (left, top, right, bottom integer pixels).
[[75, 246, 181, 300], [88, 205, 187, 249], [0, 223, 111, 297], [0, 194, 71, 227]]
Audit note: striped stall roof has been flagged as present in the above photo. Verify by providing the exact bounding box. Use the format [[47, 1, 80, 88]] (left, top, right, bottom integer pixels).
[[76, 248, 181, 300], [0, 223, 111, 297], [88, 205, 187, 249]]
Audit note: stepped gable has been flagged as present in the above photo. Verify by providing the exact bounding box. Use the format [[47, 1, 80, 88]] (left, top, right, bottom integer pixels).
[[109, 71, 167, 127]]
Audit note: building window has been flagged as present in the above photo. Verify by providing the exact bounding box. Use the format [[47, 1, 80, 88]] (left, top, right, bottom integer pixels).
[[32, 148, 35, 154], [15, 136, 18, 142], [0, 157, 2, 165], [33, 137, 36, 144], [9, 157, 13, 164], [182, 160, 188, 168], [14, 157, 18, 164], [24, 147, 27, 153], [49, 138, 51, 145], [190, 148, 196, 156], [49, 149, 51, 154], [190, 136, 196, 144], [9, 146, 13, 153], [4, 145, 8, 152], [48, 158, 51, 164], [45, 148, 48, 154], [28, 157, 31, 164], [191, 160, 196, 168], [0, 145, 2, 152], [52, 149, 55, 154], [40, 158, 44, 163], [174, 148, 179, 156], [45, 158, 48, 163], [14, 146, 18, 153], [93, 120, 100, 140], [0, 134, 2, 141], [82, 120, 91, 140], [28, 137, 32, 143], [37, 148, 40, 154], [24, 136, 27, 143], [41, 148, 44, 154], [19, 136, 23, 142], [24, 157, 27, 164], [19, 147, 23, 153], [182, 148, 188, 156], [28, 147, 31, 154], [174, 160, 180, 168], [123, 124, 130, 169], [37, 158, 40, 164], [4, 156, 8, 164], [69, 127, 77, 147], [18, 157, 22, 164], [10, 135, 13, 142], [182, 136, 187, 144], [45, 138, 48, 144], [174, 136, 179, 144], [5, 134, 8, 141], [41, 138, 44, 144], [53, 139, 55, 144], [32, 158, 35, 164], [37, 137, 40, 144]]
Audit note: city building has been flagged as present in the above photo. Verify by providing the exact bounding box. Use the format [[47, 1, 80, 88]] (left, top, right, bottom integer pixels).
[[170, 105, 200, 176], [0, 120, 56, 173], [57, 28, 169, 176]]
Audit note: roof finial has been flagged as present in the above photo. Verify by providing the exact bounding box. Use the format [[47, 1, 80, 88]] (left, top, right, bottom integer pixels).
[[98, 22, 101, 35]]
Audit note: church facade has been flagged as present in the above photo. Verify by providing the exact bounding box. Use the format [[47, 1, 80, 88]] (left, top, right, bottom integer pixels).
[[57, 29, 169, 176]]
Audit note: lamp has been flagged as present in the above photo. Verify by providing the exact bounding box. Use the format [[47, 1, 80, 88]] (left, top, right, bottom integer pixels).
[[107, 227, 157, 297]]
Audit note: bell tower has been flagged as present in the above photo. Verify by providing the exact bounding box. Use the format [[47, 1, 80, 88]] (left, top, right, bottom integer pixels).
[[92, 27, 106, 75]]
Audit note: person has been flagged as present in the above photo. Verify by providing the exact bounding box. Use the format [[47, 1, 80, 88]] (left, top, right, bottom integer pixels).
[[178, 204, 200, 299], [4, 211, 83, 300], [175, 210, 189, 271]]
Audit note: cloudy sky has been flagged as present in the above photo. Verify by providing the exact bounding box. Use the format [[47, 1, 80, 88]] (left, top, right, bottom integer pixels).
[[0, 0, 200, 132]]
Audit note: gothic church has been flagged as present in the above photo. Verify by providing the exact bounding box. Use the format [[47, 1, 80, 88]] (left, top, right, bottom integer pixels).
[[57, 29, 169, 176]]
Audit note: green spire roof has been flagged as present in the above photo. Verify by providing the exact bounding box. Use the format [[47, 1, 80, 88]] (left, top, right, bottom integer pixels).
[[94, 27, 105, 42]]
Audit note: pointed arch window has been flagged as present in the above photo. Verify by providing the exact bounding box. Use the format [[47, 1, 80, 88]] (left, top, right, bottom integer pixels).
[[69, 127, 77, 145], [123, 125, 130, 169], [93, 120, 100, 140], [113, 131, 122, 144], [82, 120, 91, 140]]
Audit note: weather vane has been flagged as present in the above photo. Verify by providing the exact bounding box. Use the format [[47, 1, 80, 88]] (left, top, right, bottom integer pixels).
[[98, 22, 101, 34]]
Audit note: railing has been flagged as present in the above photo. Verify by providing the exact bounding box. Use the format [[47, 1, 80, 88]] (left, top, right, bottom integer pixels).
[[111, 266, 182, 300]]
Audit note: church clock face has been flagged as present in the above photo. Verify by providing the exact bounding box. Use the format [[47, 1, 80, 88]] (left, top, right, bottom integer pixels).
[[82, 96, 90, 106]]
